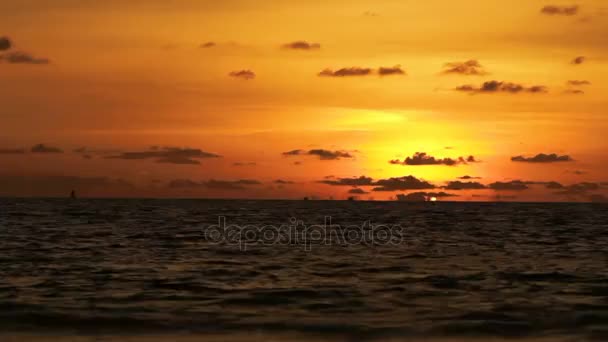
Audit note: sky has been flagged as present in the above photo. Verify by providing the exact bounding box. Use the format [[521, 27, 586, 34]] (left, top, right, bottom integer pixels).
[[1, 0, 607, 201]]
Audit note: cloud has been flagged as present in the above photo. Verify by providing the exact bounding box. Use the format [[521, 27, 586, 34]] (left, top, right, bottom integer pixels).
[[282, 149, 353, 160], [319, 67, 373, 77], [390, 152, 477, 166], [488, 181, 529, 191], [274, 179, 295, 185], [554, 182, 601, 197], [31, 144, 63, 153], [396, 191, 457, 202], [204, 179, 262, 190], [378, 65, 406, 76], [444, 181, 486, 190], [442, 60, 488, 75], [0, 37, 11, 51], [320, 176, 374, 186], [541, 5, 579, 16], [200, 42, 217, 48], [0, 51, 50, 64], [108, 146, 220, 165], [567, 80, 591, 86], [233, 162, 257, 167], [571, 56, 586, 65], [229, 70, 256, 80], [282, 41, 321, 50], [348, 188, 369, 195], [0, 148, 25, 154], [319, 66, 406, 77], [545, 181, 564, 189], [564, 89, 585, 95], [455, 81, 548, 94], [168, 179, 262, 191], [511, 153, 573, 163], [372, 175, 435, 192], [590, 194, 608, 203], [459, 175, 481, 180]]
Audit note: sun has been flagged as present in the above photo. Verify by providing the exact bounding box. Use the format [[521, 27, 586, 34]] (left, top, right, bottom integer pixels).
[[430, 197, 438, 202]]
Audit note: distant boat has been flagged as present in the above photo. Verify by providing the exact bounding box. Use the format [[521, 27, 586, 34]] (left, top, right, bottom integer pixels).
[[70, 190, 77, 199]]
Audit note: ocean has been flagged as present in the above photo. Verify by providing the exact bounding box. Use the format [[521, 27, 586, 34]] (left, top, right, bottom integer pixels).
[[1, 199, 607, 341]]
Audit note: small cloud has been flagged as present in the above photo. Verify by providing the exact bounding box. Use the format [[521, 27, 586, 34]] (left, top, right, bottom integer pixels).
[[541, 5, 579, 16], [274, 179, 295, 185], [444, 181, 486, 190], [31, 144, 63, 153], [282, 149, 354, 160], [108, 147, 220, 165], [455, 81, 547, 94], [489, 180, 529, 191], [281, 41, 321, 50], [390, 152, 478, 166], [320, 176, 374, 186], [441, 60, 488, 75], [0, 51, 50, 64], [168, 179, 203, 189], [564, 89, 585, 95], [348, 188, 369, 195], [0, 37, 11, 51], [555, 182, 600, 196], [571, 56, 586, 65], [545, 181, 564, 189], [378, 65, 406, 76], [511, 153, 573, 163], [363, 11, 379, 17], [459, 175, 481, 180], [233, 162, 257, 167], [567, 80, 591, 86], [319, 67, 373, 77], [204, 179, 262, 190], [229, 70, 256, 80], [200, 42, 217, 48], [372, 175, 435, 192]]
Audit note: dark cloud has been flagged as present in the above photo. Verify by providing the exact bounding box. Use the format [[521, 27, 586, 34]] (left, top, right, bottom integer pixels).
[[200, 42, 217, 48], [282, 41, 321, 50], [319, 67, 373, 77], [511, 153, 573, 163], [0, 36, 11, 51], [571, 56, 586, 65], [488, 181, 529, 191], [442, 60, 488, 75], [564, 89, 585, 95], [31, 144, 63, 153], [372, 175, 435, 192], [545, 181, 564, 189], [320, 176, 374, 186], [108, 147, 220, 165], [455, 81, 548, 94], [459, 175, 481, 180], [554, 182, 601, 197], [541, 5, 579, 16], [590, 194, 608, 203], [378, 65, 406, 76], [229, 70, 256, 80], [204, 179, 262, 190], [282, 149, 353, 160], [348, 188, 369, 195], [168, 179, 203, 189], [233, 162, 257, 167], [390, 152, 477, 166], [274, 179, 295, 185], [567, 80, 591, 86], [0, 148, 25, 154], [0, 51, 50, 64], [396, 192, 456, 202], [444, 181, 486, 190]]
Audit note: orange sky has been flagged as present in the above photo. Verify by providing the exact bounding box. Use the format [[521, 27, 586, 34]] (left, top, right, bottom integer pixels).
[[1, 0, 607, 201]]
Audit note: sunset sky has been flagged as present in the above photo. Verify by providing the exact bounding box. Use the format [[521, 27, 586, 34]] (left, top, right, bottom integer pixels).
[[1, 0, 607, 201]]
